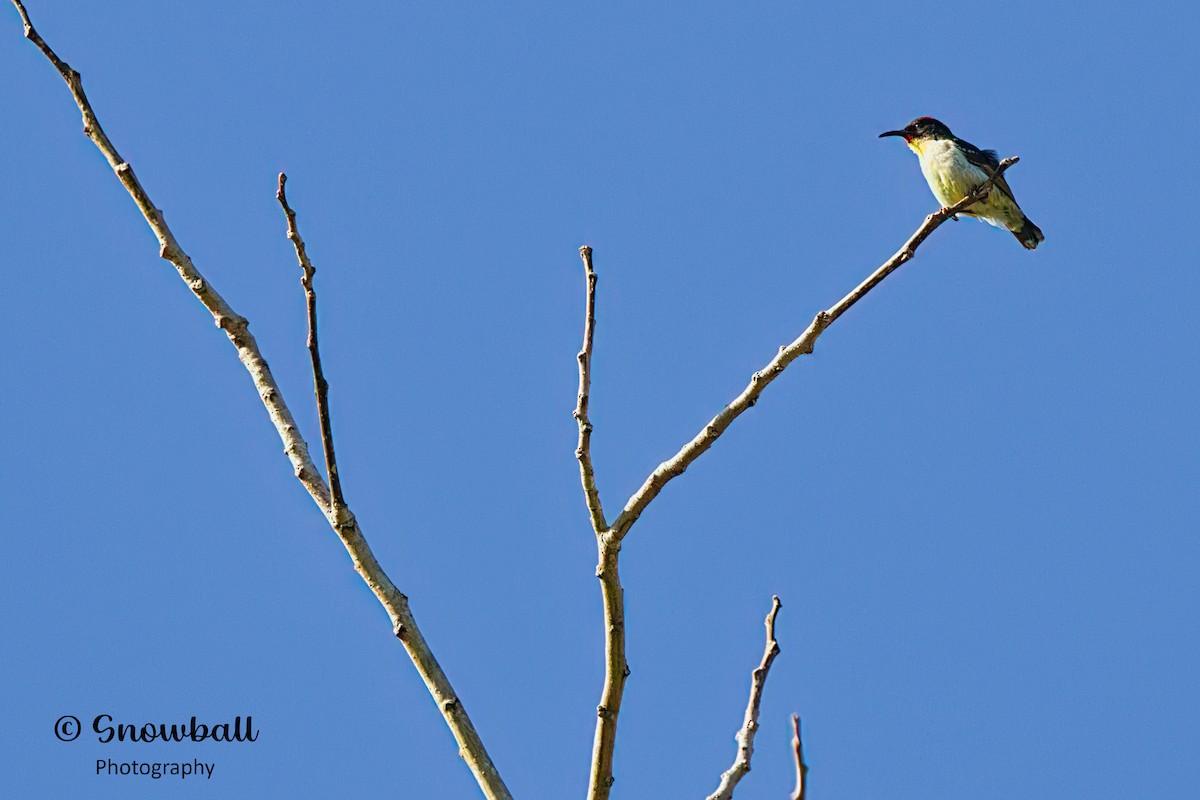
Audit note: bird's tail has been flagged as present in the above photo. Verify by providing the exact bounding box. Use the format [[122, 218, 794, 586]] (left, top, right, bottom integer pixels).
[[1013, 216, 1044, 250]]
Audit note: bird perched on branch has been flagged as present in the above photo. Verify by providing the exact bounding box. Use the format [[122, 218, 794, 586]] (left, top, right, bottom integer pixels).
[[880, 117, 1044, 250]]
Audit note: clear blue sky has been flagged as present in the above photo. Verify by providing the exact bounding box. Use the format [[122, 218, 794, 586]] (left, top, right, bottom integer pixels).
[[4, 1, 1197, 797]]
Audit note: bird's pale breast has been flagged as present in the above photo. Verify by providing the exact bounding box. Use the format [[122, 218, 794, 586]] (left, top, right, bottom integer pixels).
[[909, 139, 1025, 230], [912, 139, 987, 207]]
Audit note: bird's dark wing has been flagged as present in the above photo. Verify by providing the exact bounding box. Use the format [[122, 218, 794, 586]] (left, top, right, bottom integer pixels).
[[957, 138, 1017, 201], [957, 139, 1000, 171]]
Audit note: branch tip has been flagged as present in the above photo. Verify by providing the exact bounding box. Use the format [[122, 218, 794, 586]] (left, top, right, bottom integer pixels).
[[790, 714, 808, 800], [706, 597, 784, 800], [574, 244, 606, 534]]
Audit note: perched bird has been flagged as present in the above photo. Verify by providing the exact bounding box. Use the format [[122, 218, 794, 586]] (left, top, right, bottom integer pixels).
[[879, 117, 1044, 250]]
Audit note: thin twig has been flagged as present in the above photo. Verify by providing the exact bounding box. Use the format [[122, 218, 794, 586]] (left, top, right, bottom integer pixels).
[[790, 714, 808, 800], [276, 173, 346, 511], [575, 245, 606, 533], [607, 156, 1018, 540], [11, 5, 511, 798], [707, 597, 783, 800]]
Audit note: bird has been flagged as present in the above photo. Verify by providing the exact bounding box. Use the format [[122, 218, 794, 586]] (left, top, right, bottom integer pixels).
[[879, 117, 1044, 250]]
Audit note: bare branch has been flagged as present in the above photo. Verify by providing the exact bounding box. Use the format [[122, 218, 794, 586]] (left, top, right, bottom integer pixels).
[[824, 157, 1018, 324], [12, 5, 511, 797], [276, 173, 346, 511], [577, 246, 625, 800], [11, 0, 330, 509], [707, 596, 783, 800], [575, 245, 607, 533], [587, 531, 629, 800], [608, 156, 1019, 540], [790, 714, 809, 800]]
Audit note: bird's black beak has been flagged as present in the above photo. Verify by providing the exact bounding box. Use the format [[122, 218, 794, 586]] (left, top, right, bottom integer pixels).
[[878, 130, 907, 139]]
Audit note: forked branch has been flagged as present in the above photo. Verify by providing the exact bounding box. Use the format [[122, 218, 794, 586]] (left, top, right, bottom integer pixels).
[[10, 0, 329, 507], [11, 4, 511, 798], [707, 597, 783, 800], [576, 159, 1017, 799]]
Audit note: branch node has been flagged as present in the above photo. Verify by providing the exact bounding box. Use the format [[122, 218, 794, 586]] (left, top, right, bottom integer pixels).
[[217, 314, 247, 333]]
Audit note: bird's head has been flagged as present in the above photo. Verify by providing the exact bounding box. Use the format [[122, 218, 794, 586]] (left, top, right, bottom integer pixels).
[[879, 116, 954, 144]]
